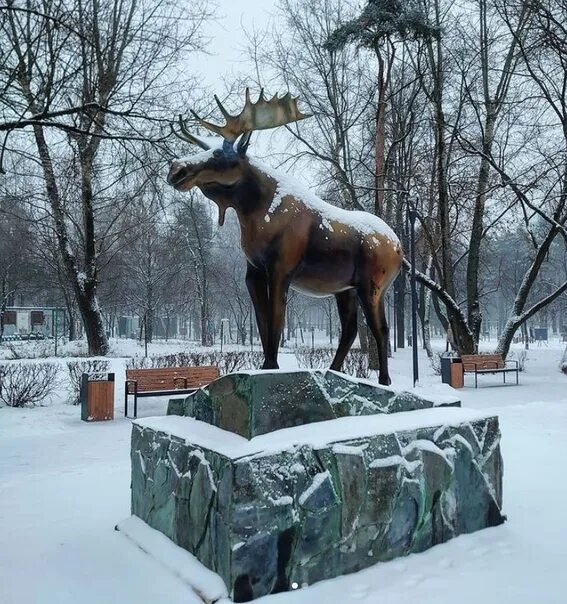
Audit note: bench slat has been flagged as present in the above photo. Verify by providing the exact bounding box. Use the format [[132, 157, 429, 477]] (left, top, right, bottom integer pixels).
[[126, 366, 219, 393], [461, 354, 505, 371]]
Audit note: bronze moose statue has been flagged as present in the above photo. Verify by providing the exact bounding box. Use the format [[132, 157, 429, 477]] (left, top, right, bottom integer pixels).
[[167, 90, 402, 385]]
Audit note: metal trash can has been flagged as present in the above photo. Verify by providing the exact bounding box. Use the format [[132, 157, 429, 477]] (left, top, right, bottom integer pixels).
[[81, 372, 115, 421], [440, 356, 463, 389]]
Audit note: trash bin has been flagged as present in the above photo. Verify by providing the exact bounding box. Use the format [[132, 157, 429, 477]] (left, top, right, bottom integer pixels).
[[440, 356, 463, 389], [81, 372, 115, 421]]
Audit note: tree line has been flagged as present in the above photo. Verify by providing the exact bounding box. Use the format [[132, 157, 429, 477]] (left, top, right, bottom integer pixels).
[[1, 0, 566, 359]]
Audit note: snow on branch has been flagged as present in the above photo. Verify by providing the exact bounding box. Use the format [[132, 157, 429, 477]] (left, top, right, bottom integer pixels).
[[402, 258, 473, 339]]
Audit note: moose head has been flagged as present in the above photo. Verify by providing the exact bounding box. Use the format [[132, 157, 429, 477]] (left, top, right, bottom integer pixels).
[[168, 90, 402, 385], [167, 89, 310, 225]]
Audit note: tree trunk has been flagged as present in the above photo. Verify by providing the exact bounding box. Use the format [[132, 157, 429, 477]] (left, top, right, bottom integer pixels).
[[68, 315, 76, 341], [32, 125, 109, 355], [77, 293, 108, 356], [466, 114, 495, 347], [145, 308, 154, 343], [0, 294, 7, 343], [420, 277, 434, 359], [429, 7, 476, 356], [495, 228, 566, 358], [62, 290, 76, 341], [375, 51, 386, 216], [200, 299, 211, 346]]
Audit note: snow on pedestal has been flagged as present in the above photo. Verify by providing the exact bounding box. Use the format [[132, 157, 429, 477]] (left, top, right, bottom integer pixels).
[[166, 370, 460, 439], [130, 373, 504, 602]]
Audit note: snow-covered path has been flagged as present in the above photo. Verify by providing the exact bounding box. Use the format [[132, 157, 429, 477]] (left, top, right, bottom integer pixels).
[[1, 345, 566, 603], [0, 405, 204, 604]]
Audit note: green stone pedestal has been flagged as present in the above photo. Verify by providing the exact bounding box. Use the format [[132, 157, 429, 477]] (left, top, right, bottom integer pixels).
[[130, 371, 504, 602], [166, 370, 460, 438]]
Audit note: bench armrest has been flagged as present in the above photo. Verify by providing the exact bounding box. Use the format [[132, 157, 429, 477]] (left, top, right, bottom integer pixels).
[[125, 379, 138, 394], [505, 360, 519, 369]]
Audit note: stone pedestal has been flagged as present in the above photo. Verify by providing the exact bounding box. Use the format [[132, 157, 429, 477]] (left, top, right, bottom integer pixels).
[[130, 371, 504, 602], [166, 370, 459, 438]]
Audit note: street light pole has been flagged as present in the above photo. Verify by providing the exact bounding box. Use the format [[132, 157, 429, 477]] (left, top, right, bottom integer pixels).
[[408, 196, 419, 386]]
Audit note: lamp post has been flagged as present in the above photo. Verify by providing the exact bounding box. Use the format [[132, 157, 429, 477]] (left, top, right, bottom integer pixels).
[[407, 194, 419, 387]]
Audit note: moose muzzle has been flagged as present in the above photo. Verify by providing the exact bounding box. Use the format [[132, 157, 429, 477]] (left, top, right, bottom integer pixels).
[[167, 160, 193, 189], [167, 160, 185, 184]]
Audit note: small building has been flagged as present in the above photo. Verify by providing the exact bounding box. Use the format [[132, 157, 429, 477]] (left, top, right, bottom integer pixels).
[[2, 307, 64, 338]]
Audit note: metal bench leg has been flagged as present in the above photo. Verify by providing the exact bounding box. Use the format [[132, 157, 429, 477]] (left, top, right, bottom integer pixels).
[[516, 370, 519, 385], [134, 392, 138, 420], [124, 384, 128, 418], [503, 371, 506, 384], [475, 370, 478, 388]]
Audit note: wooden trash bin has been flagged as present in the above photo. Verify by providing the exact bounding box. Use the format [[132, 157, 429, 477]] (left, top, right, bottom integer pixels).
[[440, 356, 464, 389], [450, 360, 464, 388], [81, 373, 115, 421]]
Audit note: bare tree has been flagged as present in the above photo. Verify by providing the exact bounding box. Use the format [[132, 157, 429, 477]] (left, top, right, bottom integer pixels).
[[173, 195, 216, 346], [0, 0, 210, 354]]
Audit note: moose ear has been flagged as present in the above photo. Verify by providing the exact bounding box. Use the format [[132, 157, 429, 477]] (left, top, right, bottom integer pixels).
[[237, 131, 252, 156]]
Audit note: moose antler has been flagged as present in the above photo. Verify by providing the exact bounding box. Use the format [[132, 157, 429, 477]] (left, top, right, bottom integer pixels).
[[190, 88, 311, 142], [171, 115, 211, 150]]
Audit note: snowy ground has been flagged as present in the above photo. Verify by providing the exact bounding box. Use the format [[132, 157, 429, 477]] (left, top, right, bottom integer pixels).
[[1, 340, 566, 603]]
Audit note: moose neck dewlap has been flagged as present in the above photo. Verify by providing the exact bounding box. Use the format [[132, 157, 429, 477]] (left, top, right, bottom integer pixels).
[[198, 164, 274, 226]]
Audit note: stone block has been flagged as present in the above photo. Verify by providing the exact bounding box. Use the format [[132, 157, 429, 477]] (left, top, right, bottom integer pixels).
[[131, 407, 504, 601], [166, 370, 460, 438]]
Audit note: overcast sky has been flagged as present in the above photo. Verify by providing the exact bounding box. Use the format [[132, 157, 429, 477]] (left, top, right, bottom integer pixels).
[[193, 0, 279, 91], [187, 0, 317, 183]]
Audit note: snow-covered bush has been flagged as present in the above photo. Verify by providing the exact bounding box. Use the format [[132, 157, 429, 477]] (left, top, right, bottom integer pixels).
[[66, 360, 110, 404], [510, 349, 528, 372], [342, 349, 370, 378], [4, 341, 54, 360], [430, 353, 443, 376], [125, 351, 264, 374], [294, 347, 333, 369], [0, 362, 60, 407], [294, 347, 370, 378]]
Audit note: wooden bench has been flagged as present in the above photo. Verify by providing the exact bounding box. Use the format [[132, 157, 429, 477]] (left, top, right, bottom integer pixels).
[[125, 366, 220, 418], [460, 354, 519, 388]]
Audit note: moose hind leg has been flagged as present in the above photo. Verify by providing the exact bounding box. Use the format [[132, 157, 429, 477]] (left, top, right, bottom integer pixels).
[[330, 290, 358, 372], [358, 285, 391, 385]]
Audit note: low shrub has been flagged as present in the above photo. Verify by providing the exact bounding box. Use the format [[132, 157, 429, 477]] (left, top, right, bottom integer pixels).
[[508, 349, 528, 372], [430, 353, 444, 376], [294, 347, 371, 378], [4, 341, 55, 360], [294, 347, 334, 369], [0, 361, 60, 407], [342, 348, 371, 378], [66, 359, 111, 404], [125, 351, 264, 374]]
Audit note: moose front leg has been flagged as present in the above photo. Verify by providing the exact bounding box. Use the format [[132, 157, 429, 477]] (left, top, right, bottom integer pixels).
[[245, 263, 269, 354], [263, 269, 291, 370]]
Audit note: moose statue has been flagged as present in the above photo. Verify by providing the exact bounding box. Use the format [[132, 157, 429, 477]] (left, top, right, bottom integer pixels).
[[167, 90, 402, 385]]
